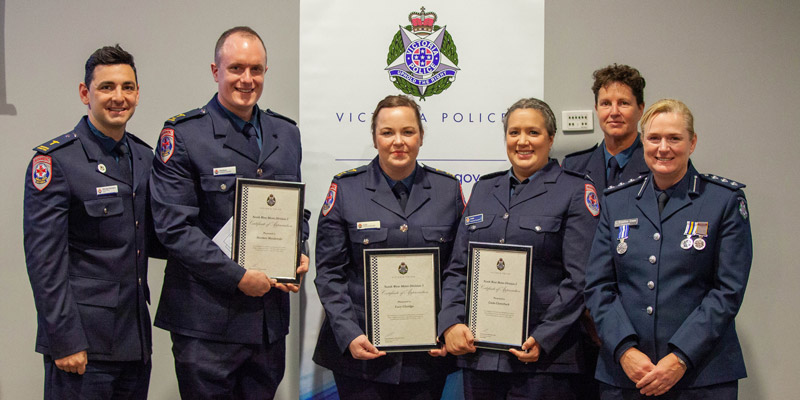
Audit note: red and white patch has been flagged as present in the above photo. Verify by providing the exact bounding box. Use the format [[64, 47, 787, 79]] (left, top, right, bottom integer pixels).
[[159, 128, 175, 163], [32, 155, 52, 191], [584, 184, 600, 216], [321, 182, 338, 216]]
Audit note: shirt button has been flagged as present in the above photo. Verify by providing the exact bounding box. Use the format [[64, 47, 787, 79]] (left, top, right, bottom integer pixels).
[[138, 277, 142, 285], [400, 224, 408, 232], [132, 192, 136, 198], [503, 213, 509, 220], [363, 238, 370, 245], [103, 207, 108, 215], [257, 168, 263, 177], [646, 306, 654, 315], [653, 232, 661, 241], [439, 237, 445, 243], [535, 226, 542, 232], [136, 220, 139, 228], [649, 255, 657, 264], [647, 281, 655, 290], [499, 238, 505, 244], [470, 225, 477, 231], [137, 249, 141, 257], [220, 183, 227, 191]]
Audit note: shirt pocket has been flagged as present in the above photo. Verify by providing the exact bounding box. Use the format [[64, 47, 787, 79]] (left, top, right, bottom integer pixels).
[[70, 276, 120, 354], [199, 175, 237, 221], [348, 227, 389, 247], [81, 197, 125, 245], [519, 215, 562, 260]]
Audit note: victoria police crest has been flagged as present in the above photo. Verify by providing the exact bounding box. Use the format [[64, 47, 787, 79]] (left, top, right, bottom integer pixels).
[[385, 7, 460, 100]]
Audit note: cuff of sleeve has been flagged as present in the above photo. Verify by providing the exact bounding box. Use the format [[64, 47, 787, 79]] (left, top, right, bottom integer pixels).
[[614, 336, 638, 363], [301, 240, 310, 256], [670, 346, 691, 369]]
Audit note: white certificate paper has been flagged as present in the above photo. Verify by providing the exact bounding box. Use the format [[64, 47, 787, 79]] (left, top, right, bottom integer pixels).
[[467, 242, 532, 350], [232, 179, 304, 283], [364, 248, 440, 352]]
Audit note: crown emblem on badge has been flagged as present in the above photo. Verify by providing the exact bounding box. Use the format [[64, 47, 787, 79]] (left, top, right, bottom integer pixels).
[[385, 6, 460, 100], [409, 7, 436, 36]]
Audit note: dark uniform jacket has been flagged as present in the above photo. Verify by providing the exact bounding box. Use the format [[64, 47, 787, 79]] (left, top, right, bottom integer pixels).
[[438, 160, 599, 373], [23, 117, 158, 362], [584, 164, 752, 388], [562, 137, 650, 190], [150, 95, 307, 344], [313, 158, 464, 384]]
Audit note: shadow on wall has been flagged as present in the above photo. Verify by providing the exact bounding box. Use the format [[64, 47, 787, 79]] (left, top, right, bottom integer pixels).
[[0, 0, 17, 115]]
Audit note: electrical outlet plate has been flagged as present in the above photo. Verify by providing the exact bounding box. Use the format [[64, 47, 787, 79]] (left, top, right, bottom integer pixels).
[[562, 110, 593, 132]]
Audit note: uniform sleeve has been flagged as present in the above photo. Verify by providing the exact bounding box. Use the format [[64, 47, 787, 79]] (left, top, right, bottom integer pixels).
[[667, 190, 753, 366], [531, 182, 600, 353], [149, 127, 245, 292], [437, 185, 474, 337], [313, 179, 363, 353], [23, 155, 89, 359], [585, 197, 640, 358]]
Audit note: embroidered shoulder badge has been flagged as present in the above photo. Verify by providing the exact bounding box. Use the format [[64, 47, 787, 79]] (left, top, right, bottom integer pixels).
[[585, 184, 600, 216], [159, 128, 175, 163], [322, 183, 338, 216], [738, 197, 748, 220], [32, 155, 52, 191]]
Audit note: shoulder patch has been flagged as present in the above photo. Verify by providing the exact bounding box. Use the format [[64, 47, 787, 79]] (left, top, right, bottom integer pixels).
[[321, 182, 338, 216], [700, 173, 746, 190], [478, 170, 506, 181], [335, 165, 367, 178], [126, 133, 153, 150], [31, 155, 53, 191], [164, 108, 206, 126], [563, 143, 599, 159], [604, 175, 646, 195], [158, 128, 175, 163], [266, 109, 297, 125], [422, 164, 457, 180], [32, 132, 78, 154], [584, 184, 600, 216]]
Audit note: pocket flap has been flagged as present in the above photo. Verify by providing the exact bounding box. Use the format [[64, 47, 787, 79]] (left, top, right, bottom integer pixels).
[[83, 197, 124, 217], [71, 277, 119, 307], [519, 215, 562, 232]]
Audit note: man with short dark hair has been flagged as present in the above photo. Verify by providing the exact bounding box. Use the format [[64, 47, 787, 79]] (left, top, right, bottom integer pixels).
[[23, 44, 160, 399], [562, 64, 649, 190], [150, 26, 309, 399]]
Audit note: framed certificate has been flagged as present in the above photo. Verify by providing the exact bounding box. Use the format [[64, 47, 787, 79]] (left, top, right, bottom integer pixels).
[[232, 179, 304, 284], [364, 248, 440, 352], [466, 242, 533, 350]]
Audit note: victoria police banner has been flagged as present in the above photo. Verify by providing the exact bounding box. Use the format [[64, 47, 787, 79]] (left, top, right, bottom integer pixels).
[[299, 1, 544, 398]]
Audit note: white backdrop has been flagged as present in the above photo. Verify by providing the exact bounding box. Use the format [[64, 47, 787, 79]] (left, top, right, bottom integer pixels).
[[298, 1, 544, 398]]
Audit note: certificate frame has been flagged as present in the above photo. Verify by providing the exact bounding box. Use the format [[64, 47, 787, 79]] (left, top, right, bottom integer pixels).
[[466, 242, 533, 351], [363, 247, 441, 352], [231, 178, 304, 284]]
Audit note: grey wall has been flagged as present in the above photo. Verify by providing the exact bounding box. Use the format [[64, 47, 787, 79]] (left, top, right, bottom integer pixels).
[[0, 1, 797, 399]]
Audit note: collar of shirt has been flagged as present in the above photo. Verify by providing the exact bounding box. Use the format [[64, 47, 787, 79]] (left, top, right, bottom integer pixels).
[[87, 119, 126, 161], [654, 167, 691, 198], [508, 168, 541, 197], [603, 135, 640, 170], [216, 96, 262, 146], [381, 164, 418, 192]]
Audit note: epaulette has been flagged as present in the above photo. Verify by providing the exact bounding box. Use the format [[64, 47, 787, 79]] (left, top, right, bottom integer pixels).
[[422, 164, 457, 180], [127, 133, 153, 150], [700, 174, 746, 190], [563, 143, 599, 159], [604, 175, 646, 195], [478, 170, 506, 181], [562, 169, 594, 183], [335, 165, 367, 178], [164, 108, 206, 126], [266, 109, 297, 125], [33, 131, 78, 154]]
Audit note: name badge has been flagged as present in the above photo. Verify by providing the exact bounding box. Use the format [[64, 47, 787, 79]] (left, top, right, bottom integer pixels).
[[357, 221, 381, 230], [614, 218, 639, 228], [213, 166, 237, 176], [96, 185, 118, 196], [465, 214, 484, 225]]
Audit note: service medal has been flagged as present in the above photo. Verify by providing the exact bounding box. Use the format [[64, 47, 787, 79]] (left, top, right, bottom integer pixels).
[[616, 224, 630, 254], [617, 241, 628, 255], [681, 237, 694, 250], [693, 237, 706, 250]]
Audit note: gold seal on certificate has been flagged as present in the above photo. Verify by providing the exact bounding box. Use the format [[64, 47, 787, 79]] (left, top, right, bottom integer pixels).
[[364, 248, 441, 352], [466, 242, 533, 350], [231, 178, 304, 283]]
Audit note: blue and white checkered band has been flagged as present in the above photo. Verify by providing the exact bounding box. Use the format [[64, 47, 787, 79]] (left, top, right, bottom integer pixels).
[[405, 40, 440, 75]]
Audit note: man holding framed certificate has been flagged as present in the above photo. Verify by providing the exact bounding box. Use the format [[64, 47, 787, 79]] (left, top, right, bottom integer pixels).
[[313, 95, 464, 399], [438, 98, 599, 399], [149, 27, 309, 399]]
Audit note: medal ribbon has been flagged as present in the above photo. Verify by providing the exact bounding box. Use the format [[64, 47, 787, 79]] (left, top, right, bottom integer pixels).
[[618, 225, 629, 241]]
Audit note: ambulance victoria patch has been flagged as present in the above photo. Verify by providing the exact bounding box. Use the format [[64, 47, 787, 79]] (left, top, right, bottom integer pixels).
[[585, 184, 600, 216], [322, 183, 338, 216], [32, 155, 52, 191], [159, 128, 175, 163]]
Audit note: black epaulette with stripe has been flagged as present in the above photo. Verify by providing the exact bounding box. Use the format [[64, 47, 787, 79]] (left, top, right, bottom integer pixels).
[[335, 165, 367, 178], [33, 131, 78, 154], [604, 175, 646, 195], [422, 164, 458, 180], [700, 174, 746, 190], [164, 108, 207, 126]]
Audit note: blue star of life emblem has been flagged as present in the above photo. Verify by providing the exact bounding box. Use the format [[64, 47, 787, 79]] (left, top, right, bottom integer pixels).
[[385, 7, 460, 100]]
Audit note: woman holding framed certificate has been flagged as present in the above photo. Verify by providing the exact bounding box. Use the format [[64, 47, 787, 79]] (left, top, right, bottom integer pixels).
[[438, 98, 600, 399], [313, 95, 465, 399], [584, 99, 752, 399]]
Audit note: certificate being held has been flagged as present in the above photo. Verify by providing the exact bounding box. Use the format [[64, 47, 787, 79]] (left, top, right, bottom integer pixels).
[[466, 242, 532, 350], [232, 179, 304, 284], [364, 248, 440, 352]]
